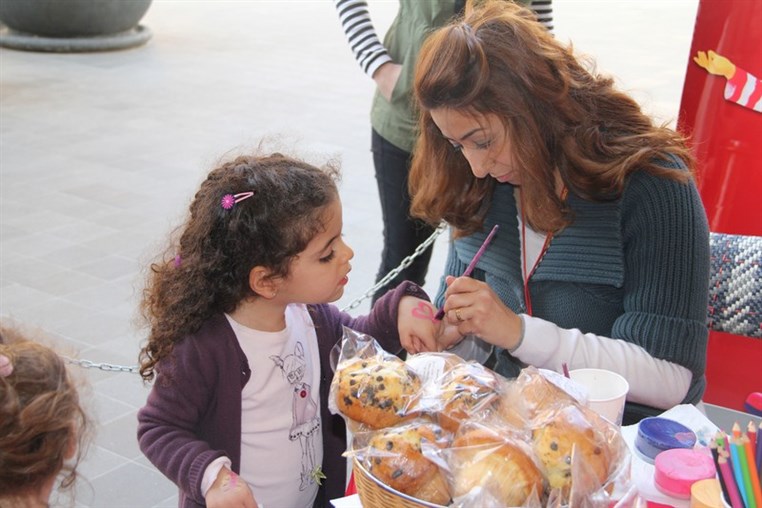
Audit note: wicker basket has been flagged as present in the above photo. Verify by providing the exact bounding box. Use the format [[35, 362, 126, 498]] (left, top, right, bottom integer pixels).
[[353, 458, 448, 508]]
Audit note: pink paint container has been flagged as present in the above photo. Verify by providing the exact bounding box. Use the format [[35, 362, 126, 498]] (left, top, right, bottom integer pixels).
[[653, 448, 716, 500]]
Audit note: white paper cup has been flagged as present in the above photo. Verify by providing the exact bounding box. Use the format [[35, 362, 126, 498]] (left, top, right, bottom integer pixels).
[[568, 368, 629, 425]]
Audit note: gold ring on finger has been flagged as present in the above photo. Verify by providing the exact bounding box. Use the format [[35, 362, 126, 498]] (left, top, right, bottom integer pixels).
[[455, 308, 464, 322]]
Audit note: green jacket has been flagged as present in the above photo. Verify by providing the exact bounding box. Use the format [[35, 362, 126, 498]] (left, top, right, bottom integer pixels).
[[370, 0, 457, 152], [371, 0, 533, 152]]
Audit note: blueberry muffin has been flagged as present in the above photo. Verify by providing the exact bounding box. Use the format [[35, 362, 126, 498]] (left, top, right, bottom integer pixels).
[[365, 421, 451, 505], [336, 356, 422, 429]]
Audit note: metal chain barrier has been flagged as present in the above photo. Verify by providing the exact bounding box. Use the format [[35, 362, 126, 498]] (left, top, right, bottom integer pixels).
[[62, 223, 447, 374], [62, 356, 140, 374], [339, 222, 447, 313]]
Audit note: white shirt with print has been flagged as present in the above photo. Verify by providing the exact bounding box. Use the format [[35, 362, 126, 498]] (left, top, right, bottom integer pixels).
[[226, 305, 323, 508]]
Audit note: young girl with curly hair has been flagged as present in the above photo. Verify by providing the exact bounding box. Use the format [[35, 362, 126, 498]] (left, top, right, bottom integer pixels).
[[0, 323, 90, 508], [137, 151, 436, 508]]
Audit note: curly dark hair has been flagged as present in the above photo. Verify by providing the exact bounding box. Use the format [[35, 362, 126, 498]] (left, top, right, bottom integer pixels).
[[138, 152, 340, 381], [410, 0, 694, 236], [0, 323, 90, 503]]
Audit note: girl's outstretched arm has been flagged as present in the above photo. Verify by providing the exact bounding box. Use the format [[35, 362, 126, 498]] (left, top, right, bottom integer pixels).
[[320, 281, 431, 355]]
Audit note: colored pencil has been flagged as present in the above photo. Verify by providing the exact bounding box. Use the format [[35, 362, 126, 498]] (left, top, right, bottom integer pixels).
[[434, 224, 499, 320], [718, 430, 731, 452], [742, 435, 762, 506], [720, 453, 746, 508], [734, 422, 743, 440], [713, 440, 733, 506], [757, 421, 762, 483], [717, 430, 729, 448], [735, 436, 757, 508], [750, 422, 758, 458], [710, 436, 719, 461], [731, 437, 752, 508]]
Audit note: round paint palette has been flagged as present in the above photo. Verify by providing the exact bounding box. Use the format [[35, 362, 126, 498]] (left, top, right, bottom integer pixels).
[[635, 416, 697, 464]]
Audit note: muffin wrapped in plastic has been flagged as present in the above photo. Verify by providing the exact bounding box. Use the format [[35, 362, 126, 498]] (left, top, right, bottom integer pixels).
[[498, 366, 585, 427], [329, 326, 422, 430], [349, 418, 453, 505], [530, 402, 631, 505], [330, 331, 634, 506], [444, 420, 544, 508], [407, 351, 502, 433]]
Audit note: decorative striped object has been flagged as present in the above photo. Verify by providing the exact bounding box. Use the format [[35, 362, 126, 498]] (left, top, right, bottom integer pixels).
[[708, 232, 762, 338]]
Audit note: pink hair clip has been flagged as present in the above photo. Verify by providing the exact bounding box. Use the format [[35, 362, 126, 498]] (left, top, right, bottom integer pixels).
[[221, 191, 255, 210], [0, 354, 13, 378]]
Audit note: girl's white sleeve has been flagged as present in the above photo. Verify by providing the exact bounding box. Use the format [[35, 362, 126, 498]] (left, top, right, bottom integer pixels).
[[511, 314, 692, 409], [201, 456, 232, 497]]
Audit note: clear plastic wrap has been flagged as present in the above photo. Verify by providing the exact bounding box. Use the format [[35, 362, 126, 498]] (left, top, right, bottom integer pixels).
[[530, 403, 631, 506], [328, 327, 422, 431], [497, 366, 587, 429], [444, 420, 545, 508], [347, 417, 453, 505], [406, 351, 502, 433], [330, 331, 633, 507]]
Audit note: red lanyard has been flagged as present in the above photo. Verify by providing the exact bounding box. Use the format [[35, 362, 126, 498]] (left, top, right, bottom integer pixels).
[[520, 188, 567, 316]]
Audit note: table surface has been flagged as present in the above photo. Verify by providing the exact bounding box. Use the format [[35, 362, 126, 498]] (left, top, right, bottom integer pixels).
[[704, 402, 762, 430]]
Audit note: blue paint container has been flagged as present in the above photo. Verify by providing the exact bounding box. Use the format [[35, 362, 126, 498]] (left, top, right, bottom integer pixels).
[[635, 417, 697, 464]]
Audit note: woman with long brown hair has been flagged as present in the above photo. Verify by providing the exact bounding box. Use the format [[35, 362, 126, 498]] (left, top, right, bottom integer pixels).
[[411, 1, 710, 423]]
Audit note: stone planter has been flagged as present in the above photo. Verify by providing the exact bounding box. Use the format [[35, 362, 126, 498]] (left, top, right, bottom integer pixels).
[[0, 0, 152, 52]]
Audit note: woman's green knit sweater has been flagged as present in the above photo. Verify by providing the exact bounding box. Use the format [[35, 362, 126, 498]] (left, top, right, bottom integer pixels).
[[438, 164, 711, 413]]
